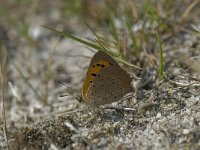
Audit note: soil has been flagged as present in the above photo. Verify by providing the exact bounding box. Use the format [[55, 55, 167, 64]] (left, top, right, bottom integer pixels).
[[0, 0, 200, 150]]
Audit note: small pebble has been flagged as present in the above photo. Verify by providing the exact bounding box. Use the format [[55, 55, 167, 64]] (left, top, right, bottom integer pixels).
[[156, 113, 162, 118]]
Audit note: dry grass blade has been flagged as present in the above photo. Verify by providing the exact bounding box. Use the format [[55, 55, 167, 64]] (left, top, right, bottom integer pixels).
[[43, 38, 60, 105], [0, 46, 9, 150], [177, 53, 200, 74], [180, 0, 200, 23], [13, 63, 44, 102]]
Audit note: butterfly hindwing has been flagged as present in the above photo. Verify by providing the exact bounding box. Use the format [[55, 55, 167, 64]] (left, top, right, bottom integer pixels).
[[87, 63, 133, 106]]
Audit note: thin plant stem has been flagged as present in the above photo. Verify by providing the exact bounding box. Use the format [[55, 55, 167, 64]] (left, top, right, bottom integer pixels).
[[157, 29, 164, 80], [0, 51, 9, 150]]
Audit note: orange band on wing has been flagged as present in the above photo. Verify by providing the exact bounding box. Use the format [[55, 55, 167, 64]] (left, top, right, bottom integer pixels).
[[82, 60, 113, 101]]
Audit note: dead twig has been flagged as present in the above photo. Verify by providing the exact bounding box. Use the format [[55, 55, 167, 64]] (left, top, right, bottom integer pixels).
[[0, 47, 9, 150]]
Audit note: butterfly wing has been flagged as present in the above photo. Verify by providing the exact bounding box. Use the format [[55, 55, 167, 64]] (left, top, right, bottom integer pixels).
[[81, 51, 118, 101], [86, 59, 134, 107]]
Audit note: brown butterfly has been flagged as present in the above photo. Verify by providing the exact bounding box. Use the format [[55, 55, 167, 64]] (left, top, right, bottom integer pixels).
[[80, 51, 134, 107]]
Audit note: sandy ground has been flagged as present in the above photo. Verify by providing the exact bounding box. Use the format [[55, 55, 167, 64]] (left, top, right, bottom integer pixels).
[[0, 0, 200, 149]]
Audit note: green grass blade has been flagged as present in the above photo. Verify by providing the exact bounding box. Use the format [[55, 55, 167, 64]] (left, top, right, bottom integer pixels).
[[42, 26, 104, 51], [43, 26, 142, 69], [157, 29, 164, 80]]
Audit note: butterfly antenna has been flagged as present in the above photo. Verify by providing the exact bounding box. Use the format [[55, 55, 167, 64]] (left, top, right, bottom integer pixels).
[[57, 81, 81, 99]]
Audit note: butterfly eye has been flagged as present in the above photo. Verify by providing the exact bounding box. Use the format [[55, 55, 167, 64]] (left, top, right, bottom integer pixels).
[[90, 81, 93, 83], [96, 64, 101, 66]]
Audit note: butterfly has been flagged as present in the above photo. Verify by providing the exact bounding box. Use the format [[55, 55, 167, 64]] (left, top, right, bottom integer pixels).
[[79, 50, 134, 107]]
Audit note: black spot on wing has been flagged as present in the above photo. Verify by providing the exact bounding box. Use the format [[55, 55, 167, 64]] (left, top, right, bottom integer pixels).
[[101, 64, 105, 68], [91, 73, 97, 77]]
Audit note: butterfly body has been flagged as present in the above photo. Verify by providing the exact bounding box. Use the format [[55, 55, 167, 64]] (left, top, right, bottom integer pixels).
[[81, 51, 134, 107]]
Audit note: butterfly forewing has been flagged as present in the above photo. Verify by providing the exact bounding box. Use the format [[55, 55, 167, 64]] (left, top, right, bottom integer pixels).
[[82, 51, 134, 107], [82, 51, 117, 101]]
